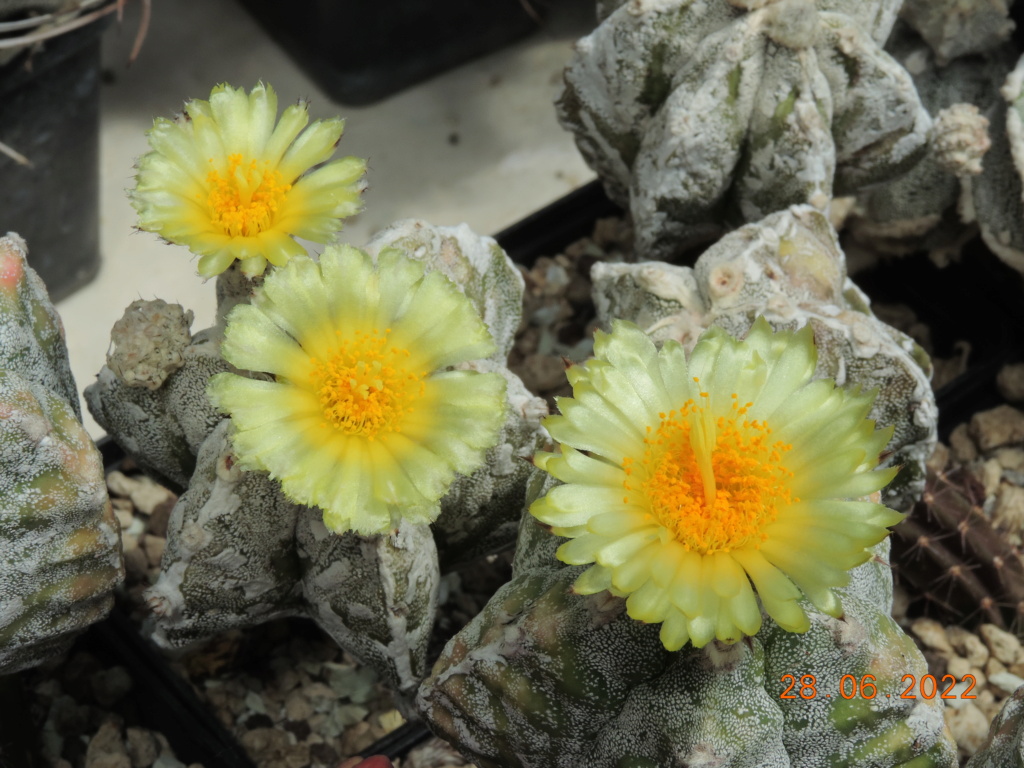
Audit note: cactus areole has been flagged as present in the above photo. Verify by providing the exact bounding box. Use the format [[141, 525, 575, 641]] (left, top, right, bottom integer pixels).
[[531, 318, 902, 650]]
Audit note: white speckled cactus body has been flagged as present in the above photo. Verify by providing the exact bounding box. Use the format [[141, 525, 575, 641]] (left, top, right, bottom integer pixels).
[[850, 23, 1014, 261], [966, 684, 1024, 766], [589, 205, 936, 512], [557, 0, 931, 260], [970, 52, 1024, 273], [418, 473, 957, 768], [0, 234, 122, 674], [89, 222, 546, 698], [899, 0, 1015, 66]]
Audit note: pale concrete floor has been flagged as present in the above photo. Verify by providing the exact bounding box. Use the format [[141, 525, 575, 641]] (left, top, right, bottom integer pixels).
[[56, 0, 596, 437]]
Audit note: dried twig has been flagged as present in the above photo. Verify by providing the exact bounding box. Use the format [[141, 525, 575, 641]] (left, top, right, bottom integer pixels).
[[0, 0, 151, 59]]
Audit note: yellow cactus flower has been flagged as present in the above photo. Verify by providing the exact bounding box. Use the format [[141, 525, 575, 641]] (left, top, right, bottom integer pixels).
[[131, 82, 366, 278], [530, 318, 902, 651], [207, 246, 507, 534]]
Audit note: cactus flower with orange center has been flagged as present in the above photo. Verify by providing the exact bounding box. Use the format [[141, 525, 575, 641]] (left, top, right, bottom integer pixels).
[[530, 318, 902, 650], [131, 82, 366, 278], [207, 245, 506, 534]]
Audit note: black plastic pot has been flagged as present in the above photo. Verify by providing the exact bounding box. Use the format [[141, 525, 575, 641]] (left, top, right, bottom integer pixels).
[[0, 15, 109, 303], [234, 0, 543, 106]]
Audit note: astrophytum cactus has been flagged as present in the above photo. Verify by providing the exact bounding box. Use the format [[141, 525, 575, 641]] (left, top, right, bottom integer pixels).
[[970, 52, 1024, 274], [92, 222, 545, 699], [418, 474, 956, 768], [849, 23, 1013, 262], [588, 205, 936, 513], [899, 0, 1015, 65], [0, 234, 122, 674], [965, 684, 1024, 767], [557, 0, 930, 260]]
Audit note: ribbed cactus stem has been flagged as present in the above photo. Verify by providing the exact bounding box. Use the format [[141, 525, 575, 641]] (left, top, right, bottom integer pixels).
[[891, 467, 1024, 632]]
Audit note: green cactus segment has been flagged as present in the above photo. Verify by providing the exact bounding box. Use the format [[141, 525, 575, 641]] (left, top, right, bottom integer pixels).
[[140, 220, 535, 694], [557, 0, 930, 259], [299, 510, 439, 699], [589, 206, 935, 513], [85, 317, 231, 490], [0, 373, 122, 672], [966, 684, 1024, 767], [0, 235, 122, 674], [363, 220, 526, 361], [850, 26, 1013, 259], [974, 53, 1024, 274], [435, 361, 548, 567], [363, 220, 548, 564], [763, 589, 952, 766], [148, 420, 438, 701], [0, 234, 79, 416], [146, 420, 304, 647], [819, 0, 902, 45], [419, 475, 955, 768]]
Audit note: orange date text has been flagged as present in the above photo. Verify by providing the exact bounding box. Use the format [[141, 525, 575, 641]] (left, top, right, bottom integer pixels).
[[778, 673, 977, 700]]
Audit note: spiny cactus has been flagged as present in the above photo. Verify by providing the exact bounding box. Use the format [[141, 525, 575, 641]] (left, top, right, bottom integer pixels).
[[94, 222, 545, 700], [418, 475, 957, 768], [891, 465, 1024, 635], [0, 233, 122, 674], [557, 0, 930, 260]]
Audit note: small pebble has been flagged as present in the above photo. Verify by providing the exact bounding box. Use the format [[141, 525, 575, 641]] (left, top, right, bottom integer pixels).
[[926, 442, 950, 473], [911, 618, 954, 655], [997, 362, 1024, 402], [946, 626, 990, 668], [980, 624, 1024, 665], [970, 405, 1024, 451], [283, 691, 312, 722], [122, 539, 150, 581], [125, 727, 159, 768], [996, 447, 1024, 472], [84, 719, 130, 768], [987, 670, 1024, 695], [112, 499, 136, 531], [946, 656, 971, 680], [979, 458, 1004, 498], [948, 424, 978, 464], [944, 702, 991, 757], [985, 657, 1007, 678], [994, 484, 1024, 534]]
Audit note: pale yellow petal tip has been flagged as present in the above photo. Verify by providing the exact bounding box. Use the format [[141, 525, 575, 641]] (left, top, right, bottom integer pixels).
[[132, 82, 367, 277], [213, 244, 504, 534], [529, 316, 899, 651]]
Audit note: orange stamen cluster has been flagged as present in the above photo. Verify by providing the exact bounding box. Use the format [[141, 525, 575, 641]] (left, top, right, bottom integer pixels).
[[205, 153, 291, 237], [624, 385, 795, 554], [309, 329, 426, 439]]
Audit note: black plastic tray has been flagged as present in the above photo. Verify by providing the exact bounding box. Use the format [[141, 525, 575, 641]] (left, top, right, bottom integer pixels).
[[234, 0, 542, 106]]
